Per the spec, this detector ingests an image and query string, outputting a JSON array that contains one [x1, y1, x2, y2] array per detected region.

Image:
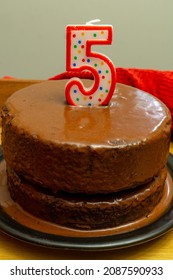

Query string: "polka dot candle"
[[65, 24, 116, 106]]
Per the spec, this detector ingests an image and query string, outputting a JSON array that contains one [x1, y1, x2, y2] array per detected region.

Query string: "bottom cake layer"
[[7, 166, 167, 230]]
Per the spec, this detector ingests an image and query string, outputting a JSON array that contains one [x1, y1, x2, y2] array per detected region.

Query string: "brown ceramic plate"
[[0, 147, 173, 251]]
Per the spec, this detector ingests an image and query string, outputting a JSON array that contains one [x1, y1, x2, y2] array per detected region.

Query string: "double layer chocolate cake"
[[1, 80, 172, 230]]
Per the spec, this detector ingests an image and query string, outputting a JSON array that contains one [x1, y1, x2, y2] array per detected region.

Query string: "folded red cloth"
[[50, 68, 173, 129]]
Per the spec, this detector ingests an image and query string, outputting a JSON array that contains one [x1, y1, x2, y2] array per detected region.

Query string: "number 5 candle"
[[65, 22, 116, 106]]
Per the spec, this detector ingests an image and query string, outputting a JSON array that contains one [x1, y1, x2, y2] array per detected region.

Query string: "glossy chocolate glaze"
[[1, 80, 171, 194]]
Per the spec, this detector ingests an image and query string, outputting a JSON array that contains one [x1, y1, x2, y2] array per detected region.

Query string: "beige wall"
[[0, 0, 173, 79]]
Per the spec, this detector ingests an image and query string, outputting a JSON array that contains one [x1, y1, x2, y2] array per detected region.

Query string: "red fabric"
[[49, 68, 173, 129]]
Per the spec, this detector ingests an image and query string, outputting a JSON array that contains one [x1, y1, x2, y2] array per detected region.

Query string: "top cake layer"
[[1, 80, 171, 194]]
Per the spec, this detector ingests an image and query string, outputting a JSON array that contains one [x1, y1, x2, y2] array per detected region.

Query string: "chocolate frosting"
[[1, 80, 171, 194], [3, 80, 171, 145]]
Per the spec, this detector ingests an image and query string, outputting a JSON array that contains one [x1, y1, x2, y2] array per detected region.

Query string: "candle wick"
[[85, 19, 101, 25]]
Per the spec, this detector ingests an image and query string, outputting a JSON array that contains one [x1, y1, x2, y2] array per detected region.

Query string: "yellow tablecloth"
[[0, 133, 173, 260]]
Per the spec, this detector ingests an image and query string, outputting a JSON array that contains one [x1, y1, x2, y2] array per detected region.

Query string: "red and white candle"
[[65, 21, 116, 106]]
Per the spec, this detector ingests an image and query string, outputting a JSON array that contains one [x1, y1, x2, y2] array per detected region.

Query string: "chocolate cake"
[[1, 80, 172, 230]]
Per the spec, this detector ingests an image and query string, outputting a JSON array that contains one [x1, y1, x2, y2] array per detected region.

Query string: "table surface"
[[0, 79, 173, 260]]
